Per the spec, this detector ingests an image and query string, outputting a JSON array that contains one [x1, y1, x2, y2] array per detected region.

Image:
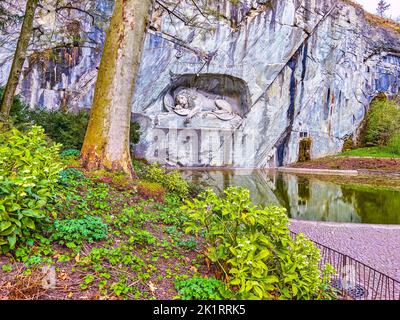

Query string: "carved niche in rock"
[[159, 74, 251, 128]]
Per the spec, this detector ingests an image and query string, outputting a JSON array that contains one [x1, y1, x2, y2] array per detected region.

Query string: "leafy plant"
[[145, 163, 189, 198], [387, 132, 400, 155], [174, 276, 227, 300], [177, 238, 198, 250], [20, 109, 90, 150], [132, 158, 148, 179], [130, 122, 141, 145], [1, 264, 13, 272], [129, 229, 156, 245], [154, 195, 188, 227], [59, 168, 85, 185], [187, 181, 207, 198], [361, 96, 400, 147], [9, 101, 141, 151], [0, 126, 64, 253], [51, 216, 108, 245], [137, 181, 166, 203], [60, 149, 80, 159], [183, 187, 336, 300], [0, 87, 31, 125]]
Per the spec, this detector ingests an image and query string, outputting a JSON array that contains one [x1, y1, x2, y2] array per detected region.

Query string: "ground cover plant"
[[0, 126, 337, 300], [0, 163, 206, 299]]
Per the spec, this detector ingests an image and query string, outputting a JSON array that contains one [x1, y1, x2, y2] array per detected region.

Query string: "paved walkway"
[[289, 220, 400, 281]]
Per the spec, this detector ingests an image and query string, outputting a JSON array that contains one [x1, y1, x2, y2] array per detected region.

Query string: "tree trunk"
[[81, 0, 152, 179], [0, 0, 38, 117]]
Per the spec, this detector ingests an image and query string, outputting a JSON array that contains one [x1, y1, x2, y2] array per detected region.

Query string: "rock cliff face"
[[0, 0, 113, 110], [1, 0, 400, 167]]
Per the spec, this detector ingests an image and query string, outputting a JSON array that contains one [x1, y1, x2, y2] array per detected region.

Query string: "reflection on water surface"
[[183, 170, 400, 225]]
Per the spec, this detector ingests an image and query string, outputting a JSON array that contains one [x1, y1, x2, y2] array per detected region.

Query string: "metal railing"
[[290, 231, 400, 300]]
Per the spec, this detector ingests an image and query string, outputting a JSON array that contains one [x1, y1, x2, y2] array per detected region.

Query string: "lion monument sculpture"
[[163, 87, 240, 123]]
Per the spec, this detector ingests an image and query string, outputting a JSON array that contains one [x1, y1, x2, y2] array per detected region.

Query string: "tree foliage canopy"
[[362, 95, 400, 147]]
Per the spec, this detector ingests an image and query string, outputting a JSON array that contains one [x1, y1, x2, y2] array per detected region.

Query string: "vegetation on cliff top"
[[342, 0, 400, 33]]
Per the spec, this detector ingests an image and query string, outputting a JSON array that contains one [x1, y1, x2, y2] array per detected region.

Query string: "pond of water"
[[182, 170, 400, 225]]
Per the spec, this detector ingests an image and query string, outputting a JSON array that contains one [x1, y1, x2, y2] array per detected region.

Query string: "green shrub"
[[183, 187, 336, 300], [145, 164, 189, 198], [26, 110, 141, 150], [174, 277, 227, 300], [387, 133, 400, 155], [0, 87, 31, 125], [60, 149, 81, 159], [177, 238, 198, 250], [137, 181, 166, 203], [187, 181, 207, 198], [26, 109, 89, 150], [342, 135, 355, 152], [51, 216, 108, 245], [132, 158, 148, 179], [298, 138, 312, 162], [362, 96, 400, 147], [130, 122, 141, 145], [129, 229, 156, 245], [59, 168, 85, 186], [1, 88, 141, 150], [0, 126, 64, 253]]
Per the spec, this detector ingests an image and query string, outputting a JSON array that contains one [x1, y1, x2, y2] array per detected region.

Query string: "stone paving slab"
[[289, 220, 400, 281]]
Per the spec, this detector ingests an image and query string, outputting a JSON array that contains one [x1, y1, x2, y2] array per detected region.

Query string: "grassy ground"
[[0, 166, 208, 300], [293, 173, 400, 192], [290, 152, 400, 172], [340, 147, 400, 158]]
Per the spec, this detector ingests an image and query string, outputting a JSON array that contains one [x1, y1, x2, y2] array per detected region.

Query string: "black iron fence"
[[290, 231, 400, 300]]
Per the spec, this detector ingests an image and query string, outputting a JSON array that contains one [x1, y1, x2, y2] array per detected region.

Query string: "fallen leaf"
[[205, 257, 212, 269], [190, 266, 198, 273], [148, 281, 157, 293], [58, 272, 69, 281], [214, 270, 222, 280]]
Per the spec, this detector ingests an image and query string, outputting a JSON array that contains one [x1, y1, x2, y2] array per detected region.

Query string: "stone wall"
[[132, 0, 400, 167]]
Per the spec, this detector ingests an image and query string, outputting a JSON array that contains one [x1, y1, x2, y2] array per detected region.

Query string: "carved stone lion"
[[163, 87, 240, 123]]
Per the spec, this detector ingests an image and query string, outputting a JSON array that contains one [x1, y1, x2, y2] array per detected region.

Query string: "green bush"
[[387, 133, 400, 155], [137, 181, 166, 203], [25, 110, 141, 151], [362, 96, 400, 147], [26, 109, 90, 150], [51, 216, 108, 245], [174, 277, 227, 300], [60, 149, 81, 159], [145, 163, 189, 198], [0, 126, 64, 253], [1, 86, 87, 149], [0, 87, 31, 126], [132, 158, 148, 179], [59, 168, 85, 186], [1, 87, 141, 150], [177, 238, 198, 250], [183, 187, 336, 300], [187, 181, 207, 198]]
